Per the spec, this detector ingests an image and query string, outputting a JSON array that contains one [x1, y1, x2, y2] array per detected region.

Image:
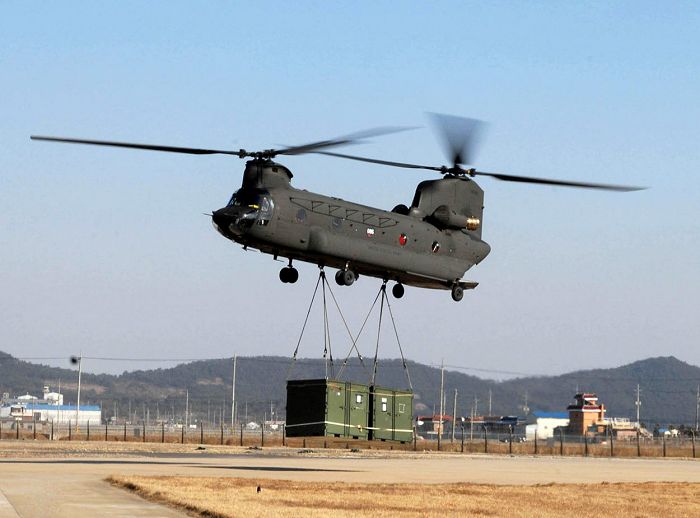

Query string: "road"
[[0, 445, 698, 517]]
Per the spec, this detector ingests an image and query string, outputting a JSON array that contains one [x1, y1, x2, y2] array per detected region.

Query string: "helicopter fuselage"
[[212, 159, 491, 297], [32, 117, 641, 302]]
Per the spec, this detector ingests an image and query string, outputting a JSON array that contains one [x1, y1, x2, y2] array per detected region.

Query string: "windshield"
[[227, 190, 274, 225]]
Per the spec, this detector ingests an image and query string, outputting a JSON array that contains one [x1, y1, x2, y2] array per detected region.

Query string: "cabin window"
[[257, 196, 274, 225], [356, 394, 363, 404], [398, 403, 406, 414], [381, 397, 388, 412]]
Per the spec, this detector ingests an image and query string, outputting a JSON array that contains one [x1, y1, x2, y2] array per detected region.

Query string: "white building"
[[526, 411, 570, 440], [0, 386, 101, 425]]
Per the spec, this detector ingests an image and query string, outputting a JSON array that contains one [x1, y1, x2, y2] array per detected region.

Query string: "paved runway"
[[0, 449, 698, 517]]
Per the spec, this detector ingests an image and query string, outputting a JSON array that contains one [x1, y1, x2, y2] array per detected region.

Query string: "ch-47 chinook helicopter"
[[31, 114, 643, 302]]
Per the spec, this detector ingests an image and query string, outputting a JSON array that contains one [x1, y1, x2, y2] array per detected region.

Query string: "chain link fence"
[[0, 420, 697, 459]]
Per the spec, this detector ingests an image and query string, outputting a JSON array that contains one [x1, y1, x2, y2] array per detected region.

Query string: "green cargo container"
[[285, 379, 369, 439], [369, 385, 414, 443]]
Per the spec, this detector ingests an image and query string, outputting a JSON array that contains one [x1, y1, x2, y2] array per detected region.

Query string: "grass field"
[[108, 476, 700, 517]]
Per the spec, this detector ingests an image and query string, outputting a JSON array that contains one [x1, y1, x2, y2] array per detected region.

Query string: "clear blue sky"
[[2, 2, 699, 377]]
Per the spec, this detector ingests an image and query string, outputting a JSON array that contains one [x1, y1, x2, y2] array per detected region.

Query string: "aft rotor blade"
[[473, 170, 646, 191], [278, 126, 417, 156], [428, 113, 485, 167], [313, 150, 444, 172], [30, 136, 245, 156]]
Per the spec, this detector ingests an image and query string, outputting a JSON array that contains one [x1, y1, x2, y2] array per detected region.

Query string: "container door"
[[393, 392, 414, 442], [326, 382, 346, 437], [374, 391, 393, 441], [348, 384, 368, 439]]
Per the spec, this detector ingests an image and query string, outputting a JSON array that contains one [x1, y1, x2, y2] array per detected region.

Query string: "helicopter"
[[31, 114, 643, 302]]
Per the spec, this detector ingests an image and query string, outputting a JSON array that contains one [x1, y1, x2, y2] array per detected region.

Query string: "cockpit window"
[[227, 190, 274, 225]]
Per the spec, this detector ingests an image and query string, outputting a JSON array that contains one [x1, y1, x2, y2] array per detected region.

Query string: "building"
[[0, 386, 101, 425], [526, 411, 570, 440], [415, 414, 453, 438], [463, 415, 525, 435], [564, 393, 606, 436], [604, 417, 647, 439]]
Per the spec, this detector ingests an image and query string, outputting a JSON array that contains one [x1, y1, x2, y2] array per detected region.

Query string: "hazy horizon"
[[2, 350, 696, 383]]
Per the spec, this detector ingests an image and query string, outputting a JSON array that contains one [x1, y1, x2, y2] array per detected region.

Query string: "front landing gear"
[[451, 284, 464, 302]]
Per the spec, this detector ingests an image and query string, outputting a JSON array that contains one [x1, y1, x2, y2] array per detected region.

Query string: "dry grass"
[[108, 475, 700, 518]]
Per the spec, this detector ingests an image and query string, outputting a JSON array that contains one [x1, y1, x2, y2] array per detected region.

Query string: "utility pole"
[[185, 389, 189, 428], [473, 394, 479, 417], [451, 389, 458, 443], [469, 405, 474, 441], [635, 384, 642, 425], [58, 378, 62, 424], [488, 389, 492, 416], [231, 355, 237, 428], [74, 353, 82, 432], [438, 361, 445, 438], [695, 384, 699, 432]]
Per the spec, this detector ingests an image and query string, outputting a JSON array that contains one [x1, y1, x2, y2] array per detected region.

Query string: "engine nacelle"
[[431, 205, 480, 231]]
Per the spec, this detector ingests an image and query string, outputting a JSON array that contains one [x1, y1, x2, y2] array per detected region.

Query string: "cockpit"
[[226, 189, 274, 226]]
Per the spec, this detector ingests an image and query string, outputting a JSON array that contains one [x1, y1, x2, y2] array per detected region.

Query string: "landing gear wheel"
[[279, 267, 299, 284], [342, 270, 356, 286], [451, 285, 464, 302], [335, 269, 357, 286], [392, 283, 405, 299]]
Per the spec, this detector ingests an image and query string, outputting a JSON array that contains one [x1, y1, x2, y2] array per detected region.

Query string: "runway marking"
[[0, 487, 21, 518]]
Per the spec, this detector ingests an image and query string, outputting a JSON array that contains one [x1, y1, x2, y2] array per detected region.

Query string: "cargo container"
[[285, 379, 369, 439], [369, 385, 414, 443]]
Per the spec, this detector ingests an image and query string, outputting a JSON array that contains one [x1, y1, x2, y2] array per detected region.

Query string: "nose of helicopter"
[[211, 208, 237, 239]]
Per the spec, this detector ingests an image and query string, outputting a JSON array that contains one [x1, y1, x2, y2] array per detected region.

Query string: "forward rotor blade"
[[428, 113, 485, 166], [30, 136, 245, 156], [473, 171, 646, 191], [278, 126, 417, 156], [313, 150, 443, 172]]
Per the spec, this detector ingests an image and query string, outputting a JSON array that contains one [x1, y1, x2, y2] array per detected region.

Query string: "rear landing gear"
[[392, 283, 405, 299], [334, 269, 356, 286], [279, 264, 299, 284], [451, 284, 464, 302]]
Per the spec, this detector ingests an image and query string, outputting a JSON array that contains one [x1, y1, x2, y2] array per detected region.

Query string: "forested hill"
[[1, 351, 698, 426]]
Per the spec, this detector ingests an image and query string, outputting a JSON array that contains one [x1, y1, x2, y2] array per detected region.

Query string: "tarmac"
[[0, 445, 698, 517]]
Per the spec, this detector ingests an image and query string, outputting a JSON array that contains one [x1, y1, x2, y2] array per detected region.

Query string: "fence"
[[412, 428, 699, 459], [0, 420, 284, 446], [0, 420, 697, 459]]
